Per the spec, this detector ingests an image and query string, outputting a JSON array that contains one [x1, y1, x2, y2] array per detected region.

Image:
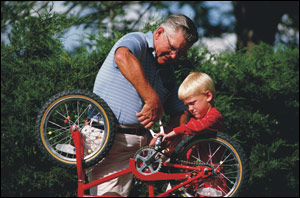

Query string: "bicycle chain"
[[176, 159, 214, 169], [133, 146, 213, 175]]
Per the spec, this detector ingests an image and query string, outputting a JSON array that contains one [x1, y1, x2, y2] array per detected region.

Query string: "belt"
[[116, 126, 147, 136], [91, 120, 147, 136]]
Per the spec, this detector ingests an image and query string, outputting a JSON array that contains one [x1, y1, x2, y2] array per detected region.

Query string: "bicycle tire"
[[170, 132, 248, 197], [35, 89, 116, 168]]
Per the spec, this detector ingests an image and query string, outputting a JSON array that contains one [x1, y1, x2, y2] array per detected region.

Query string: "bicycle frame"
[[71, 126, 213, 197]]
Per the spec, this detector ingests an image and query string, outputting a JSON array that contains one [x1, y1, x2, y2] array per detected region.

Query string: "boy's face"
[[183, 91, 213, 119]]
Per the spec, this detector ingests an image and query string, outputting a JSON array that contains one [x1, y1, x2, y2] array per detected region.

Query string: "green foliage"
[[1, 11, 117, 197], [1, 8, 299, 198]]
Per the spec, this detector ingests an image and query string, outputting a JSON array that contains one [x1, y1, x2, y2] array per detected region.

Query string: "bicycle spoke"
[[55, 109, 74, 125], [47, 124, 69, 132], [65, 103, 69, 119], [74, 104, 89, 125], [207, 143, 212, 164], [48, 130, 67, 140], [197, 146, 201, 162], [215, 153, 235, 170], [222, 170, 239, 175], [76, 101, 87, 125], [217, 164, 238, 167], [76, 101, 80, 126], [189, 146, 206, 163], [218, 171, 236, 186], [217, 185, 227, 194], [220, 152, 232, 165], [48, 120, 66, 129], [210, 145, 222, 161], [50, 113, 67, 124], [50, 135, 71, 146]]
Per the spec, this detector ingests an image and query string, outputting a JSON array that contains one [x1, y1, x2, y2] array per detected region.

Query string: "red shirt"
[[173, 107, 224, 136]]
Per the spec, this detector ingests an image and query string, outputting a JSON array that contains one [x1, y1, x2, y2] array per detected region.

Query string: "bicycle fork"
[[70, 125, 85, 197]]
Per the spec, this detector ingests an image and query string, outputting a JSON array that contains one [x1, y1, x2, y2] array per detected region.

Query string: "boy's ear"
[[205, 90, 213, 102]]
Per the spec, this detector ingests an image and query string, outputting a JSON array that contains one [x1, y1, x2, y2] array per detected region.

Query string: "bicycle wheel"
[[36, 89, 116, 168], [170, 132, 248, 197]]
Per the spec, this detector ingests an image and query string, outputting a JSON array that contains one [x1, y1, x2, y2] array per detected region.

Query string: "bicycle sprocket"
[[133, 146, 163, 175]]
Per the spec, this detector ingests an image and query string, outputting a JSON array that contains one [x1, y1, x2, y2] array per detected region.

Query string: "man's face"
[[154, 27, 191, 65]]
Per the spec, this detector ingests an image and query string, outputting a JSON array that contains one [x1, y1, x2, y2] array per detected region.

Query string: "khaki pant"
[[86, 132, 150, 197]]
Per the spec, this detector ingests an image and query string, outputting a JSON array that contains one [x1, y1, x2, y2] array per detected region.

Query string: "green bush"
[[1, 10, 299, 197], [1, 11, 124, 197]]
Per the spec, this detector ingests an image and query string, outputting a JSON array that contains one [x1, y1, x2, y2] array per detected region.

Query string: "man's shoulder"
[[116, 31, 153, 58], [121, 32, 148, 43]]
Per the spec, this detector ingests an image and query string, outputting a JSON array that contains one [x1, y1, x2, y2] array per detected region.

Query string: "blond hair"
[[178, 72, 216, 100]]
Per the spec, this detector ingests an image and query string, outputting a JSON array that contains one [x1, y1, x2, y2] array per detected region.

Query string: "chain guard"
[[133, 146, 163, 175]]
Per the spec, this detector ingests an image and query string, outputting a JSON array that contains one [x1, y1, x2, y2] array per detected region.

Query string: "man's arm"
[[114, 47, 164, 128]]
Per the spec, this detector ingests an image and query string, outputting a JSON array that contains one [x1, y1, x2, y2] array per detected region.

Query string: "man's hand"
[[136, 96, 164, 128]]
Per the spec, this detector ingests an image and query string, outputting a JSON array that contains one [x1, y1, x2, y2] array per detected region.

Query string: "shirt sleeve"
[[113, 33, 146, 63], [173, 108, 224, 136]]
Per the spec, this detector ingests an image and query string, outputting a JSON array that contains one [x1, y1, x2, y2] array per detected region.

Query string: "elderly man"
[[87, 14, 198, 196]]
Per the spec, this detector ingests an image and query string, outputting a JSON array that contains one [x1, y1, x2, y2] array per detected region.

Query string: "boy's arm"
[[160, 110, 188, 142], [149, 110, 188, 145], [173, 108, 224, 136]]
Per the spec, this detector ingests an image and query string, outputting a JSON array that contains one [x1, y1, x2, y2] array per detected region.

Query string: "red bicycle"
[[36, 90, 248, 197]]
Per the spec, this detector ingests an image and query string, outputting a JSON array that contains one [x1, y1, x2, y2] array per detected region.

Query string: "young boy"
[[153, 72, 226, 196], [155, 72, 224, 148]]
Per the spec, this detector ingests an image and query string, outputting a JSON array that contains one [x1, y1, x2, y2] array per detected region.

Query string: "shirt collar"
[[145, 31, 156, 57]]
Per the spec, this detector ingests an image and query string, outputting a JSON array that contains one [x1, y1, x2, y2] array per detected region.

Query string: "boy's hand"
[[161, 131, 176, 142], [155, 131, 177, 142], [149, 132, 165, 146], [149, 131, 177, 146]]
